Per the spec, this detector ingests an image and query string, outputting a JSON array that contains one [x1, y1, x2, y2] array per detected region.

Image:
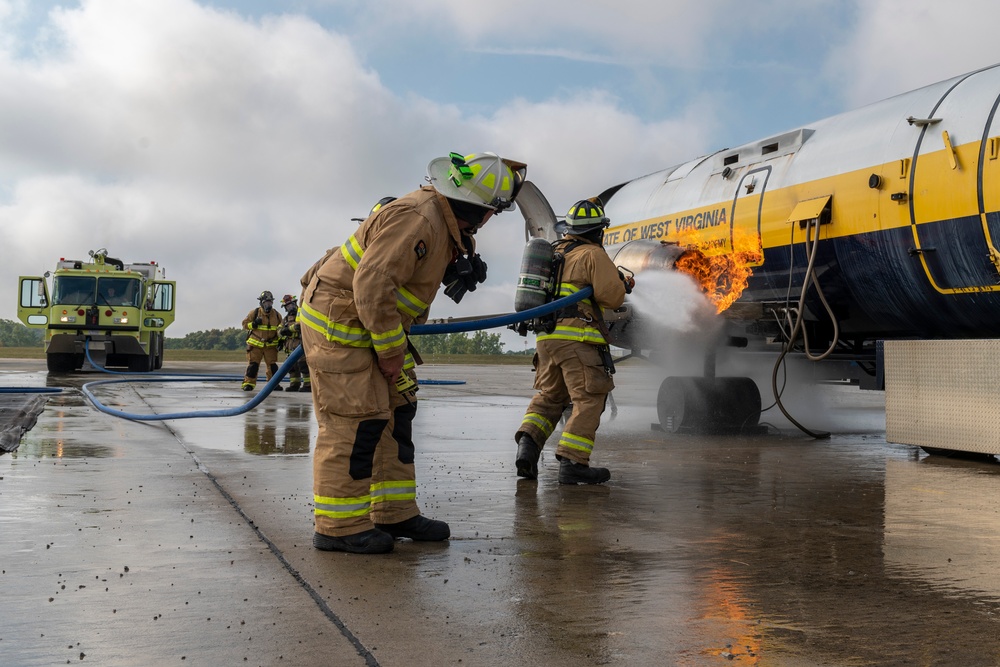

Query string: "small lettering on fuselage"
[[605, 206, 728, 245]]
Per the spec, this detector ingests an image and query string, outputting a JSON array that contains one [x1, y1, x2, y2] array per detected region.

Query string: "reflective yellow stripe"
[[370, 480, 416, 504], [559, 431, 594, 454], [371, 324, 406, 353], [521, 413, 555, 438], [323, 233, 420, 348], [403, 352, 415, 370], [314, 493, 371, 518], [556, 283, 593, 308], [396, 286, 428, 318], [537, 325, 606, 344], [300, 302, 372, 347], [341, 235, 363, 270], [338, 235, 428, 320]]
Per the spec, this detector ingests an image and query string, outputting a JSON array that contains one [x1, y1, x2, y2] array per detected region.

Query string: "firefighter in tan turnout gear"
[[301, 152, 526, 554], [278, 294, 310, 392], [242, 290, 284, 392], [514, 200, 634, 484]]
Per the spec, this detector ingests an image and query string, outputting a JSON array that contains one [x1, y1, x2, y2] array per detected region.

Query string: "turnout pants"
[[286, 340, 311, 387], [244, 344, 279, 386], [305, 329, 420, 537], [515, 338, 614, 465]]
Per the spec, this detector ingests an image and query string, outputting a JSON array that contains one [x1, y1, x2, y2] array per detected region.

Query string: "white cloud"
[[828, 0, 1000, 107], [361, 0, 835, 68], [5, 0, 996, 353], [0, 0, 715, 343]]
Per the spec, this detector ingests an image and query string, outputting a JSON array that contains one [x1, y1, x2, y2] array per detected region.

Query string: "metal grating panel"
[[885, 339, 1000, 454]]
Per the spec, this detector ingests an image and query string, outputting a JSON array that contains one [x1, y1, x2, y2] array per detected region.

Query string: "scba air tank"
[[515, 238, 555, 312]]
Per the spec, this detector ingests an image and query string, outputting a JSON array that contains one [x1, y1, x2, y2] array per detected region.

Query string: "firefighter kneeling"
[[514, 200, 634, 484], [242, 290, 284, 392]]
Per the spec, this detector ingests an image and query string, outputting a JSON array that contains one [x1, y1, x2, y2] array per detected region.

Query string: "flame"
[[673, 230, 762, 313]]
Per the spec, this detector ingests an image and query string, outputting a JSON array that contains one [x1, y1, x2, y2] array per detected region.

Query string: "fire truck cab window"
[[99, 278, 140, 307], [53, 276, 96, 305]]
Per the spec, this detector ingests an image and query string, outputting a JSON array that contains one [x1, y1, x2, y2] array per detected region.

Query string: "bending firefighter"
[[278, 294, 310, 392], [241, 290, 284, 392], [514, 200, 634, 484], [300, 151, 526, 554]]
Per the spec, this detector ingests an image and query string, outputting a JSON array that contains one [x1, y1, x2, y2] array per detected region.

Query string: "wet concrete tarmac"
[[2, 359, 999, 666]]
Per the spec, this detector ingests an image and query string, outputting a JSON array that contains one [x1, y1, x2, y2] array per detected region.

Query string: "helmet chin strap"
[[448, 197, 493, 231]]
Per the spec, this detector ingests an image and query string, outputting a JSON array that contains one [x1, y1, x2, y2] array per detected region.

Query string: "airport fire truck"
[[17, 248, 176, 373]]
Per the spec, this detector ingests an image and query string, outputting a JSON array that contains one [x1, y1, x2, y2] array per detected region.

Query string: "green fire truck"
[[17, 248, 176, 373]]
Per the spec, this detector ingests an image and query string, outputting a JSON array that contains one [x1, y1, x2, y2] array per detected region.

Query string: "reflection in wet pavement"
[[15, 389, 125, 459], [242, 402, 313, 455], [3, 361, 1000, 665]]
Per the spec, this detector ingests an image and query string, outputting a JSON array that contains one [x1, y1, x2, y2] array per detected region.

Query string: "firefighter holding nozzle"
[[242, 290, 284, 392], [300, 151, 526, 554], [514, 200, 635, 484]]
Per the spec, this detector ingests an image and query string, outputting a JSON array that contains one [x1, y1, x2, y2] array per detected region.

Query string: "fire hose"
[[78, 287, 594, 421]]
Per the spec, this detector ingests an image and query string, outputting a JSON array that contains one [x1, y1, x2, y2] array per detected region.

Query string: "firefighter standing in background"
[[300, 151, 526, 554], [241, 290, 284, 392], [278, 294, 310, 392], [514, 200, 634, 484]]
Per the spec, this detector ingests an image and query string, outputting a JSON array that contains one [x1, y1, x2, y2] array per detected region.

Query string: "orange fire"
[[673, 230, 762, 313]]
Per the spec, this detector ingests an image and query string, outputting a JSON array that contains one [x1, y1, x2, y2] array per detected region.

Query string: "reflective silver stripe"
[[340, 235, 363, 270], [537, 325, 606, 344], [300, 303, 372, 347], [557, 283, 593, 308], [314, 495, 371, 518], [559, 431, 594, 454], [371, 324, 405, 353], [370, 480, 416, 503], [521, 412, 554, 438], [396, 287, 428, 318]]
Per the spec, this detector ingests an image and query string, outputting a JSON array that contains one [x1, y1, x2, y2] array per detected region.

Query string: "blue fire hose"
[[79, 287, 593, 421]]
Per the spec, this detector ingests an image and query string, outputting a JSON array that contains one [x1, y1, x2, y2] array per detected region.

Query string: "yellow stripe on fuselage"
[[605, 139, 1000, 294]]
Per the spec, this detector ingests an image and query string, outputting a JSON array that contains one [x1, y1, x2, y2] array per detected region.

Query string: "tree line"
[[165, 328, 511, 354], [0, 319, 522, 355], [0, 319, 43, 346]]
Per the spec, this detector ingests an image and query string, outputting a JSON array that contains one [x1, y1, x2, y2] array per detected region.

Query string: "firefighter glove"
[[618, 270, 635, 294], [443, 254, 488, 304], [253, 316, 263, 327]]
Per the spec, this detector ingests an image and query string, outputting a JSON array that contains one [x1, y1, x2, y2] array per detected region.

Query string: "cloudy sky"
[[2, 0, 999, 348]]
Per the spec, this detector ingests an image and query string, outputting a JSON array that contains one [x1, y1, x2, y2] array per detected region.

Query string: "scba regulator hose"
[[81, 287, 594, 421]]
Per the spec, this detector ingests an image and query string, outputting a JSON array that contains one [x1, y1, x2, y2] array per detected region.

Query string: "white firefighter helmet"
[[426, 152, 523, 212]]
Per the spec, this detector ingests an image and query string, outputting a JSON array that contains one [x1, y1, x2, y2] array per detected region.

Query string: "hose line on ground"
[[80, 287, 595, 421]]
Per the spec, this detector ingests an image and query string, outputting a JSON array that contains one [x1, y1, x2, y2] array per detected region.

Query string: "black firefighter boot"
[[515, 435, 541, 480], [558, 458, 611, 485], [269, 364, 283, 390], [375, 515, 450, 541], [313, 528, 394, 554]]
